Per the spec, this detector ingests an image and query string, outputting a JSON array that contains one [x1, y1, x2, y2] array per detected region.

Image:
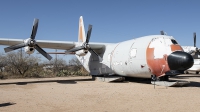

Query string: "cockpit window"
[[171, 39, 178, 44]]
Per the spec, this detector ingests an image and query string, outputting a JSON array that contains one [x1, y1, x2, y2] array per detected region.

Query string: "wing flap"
[[36, 40, 75, 50]]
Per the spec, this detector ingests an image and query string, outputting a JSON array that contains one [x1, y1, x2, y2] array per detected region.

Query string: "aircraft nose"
[[167, 51, 194, 71]]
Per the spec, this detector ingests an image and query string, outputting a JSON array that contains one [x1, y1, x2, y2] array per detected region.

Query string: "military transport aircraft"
[[0, 16, 194, 85]]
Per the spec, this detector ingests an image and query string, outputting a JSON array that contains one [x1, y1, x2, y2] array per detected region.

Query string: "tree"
[[68, 58, 82, 70], [43, 57, 67, 74], [5, 51, 40, 77], [0, 53, 7, 72]]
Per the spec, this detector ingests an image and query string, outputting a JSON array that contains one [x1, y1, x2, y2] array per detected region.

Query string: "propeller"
[[188, 32, 199, 56], [194, 32, 196, 47], [193, 32, 199, 55], [67, 25, 102, 61], [4, 19, 52, 60]]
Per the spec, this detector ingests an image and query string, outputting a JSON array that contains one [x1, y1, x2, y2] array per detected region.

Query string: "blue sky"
[[0, 0, 200, 61]]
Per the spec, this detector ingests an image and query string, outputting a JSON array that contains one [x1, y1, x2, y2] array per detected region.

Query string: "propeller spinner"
[[4, 19, 52, 60]]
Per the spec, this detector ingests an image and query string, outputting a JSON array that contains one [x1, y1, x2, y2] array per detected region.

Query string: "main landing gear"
[[151, 75, 169, 81]]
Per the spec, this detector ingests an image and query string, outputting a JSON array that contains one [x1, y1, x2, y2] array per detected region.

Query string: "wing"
[[37, 40, 75, 50], [0, 38, 76, 50], [0, 38, 108, 50]]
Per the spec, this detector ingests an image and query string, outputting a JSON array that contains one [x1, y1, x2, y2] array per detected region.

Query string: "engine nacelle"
[[24, 46, 35, 54], [75, 49, 88, 56]]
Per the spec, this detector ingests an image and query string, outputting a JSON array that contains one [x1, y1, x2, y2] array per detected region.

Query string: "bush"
[[0, 51, 89, 79]]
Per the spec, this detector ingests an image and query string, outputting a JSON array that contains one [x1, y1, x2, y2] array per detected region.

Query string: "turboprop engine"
[[75, 49, 88, 56], [4, 18, 52, 60], [24, 46, 35, 54], [66, 24, 102, 61]]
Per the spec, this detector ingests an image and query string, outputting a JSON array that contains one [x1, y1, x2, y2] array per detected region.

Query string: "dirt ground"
[[0, 74, 200, 112]]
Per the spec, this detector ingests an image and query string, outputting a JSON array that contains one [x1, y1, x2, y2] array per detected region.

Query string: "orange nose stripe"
[[146, 44, 170, 77], [171, 45, 183, 52]]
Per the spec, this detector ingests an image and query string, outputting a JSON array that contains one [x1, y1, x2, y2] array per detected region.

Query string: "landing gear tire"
[[151, 75, 169, 81], [184, 71, 189, 74], [196, 71, 199, 74], [158, 75, 169, 81], [92, 76, 96, 80]]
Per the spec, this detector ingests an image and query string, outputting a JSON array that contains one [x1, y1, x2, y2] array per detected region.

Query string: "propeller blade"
[[35, 44, 52, 60], [194, 32, 196, 47], [89, 49, 102, 61], [4, 43, 26, 53], [86, 25, 92, 43], [160, 31, 165, 35], [67, 46, 85, 52], [188, 50, 195, 55], [30, 18, 39, 40]]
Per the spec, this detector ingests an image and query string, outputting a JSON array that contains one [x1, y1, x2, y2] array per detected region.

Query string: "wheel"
[[91, 76, 96, 80], [196, 71, 199, 74], [184, 71, 189, 74], [157, 75, 169, 81]]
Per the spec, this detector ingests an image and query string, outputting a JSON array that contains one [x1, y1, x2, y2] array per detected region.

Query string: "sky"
[[0, 0, 200, 61]]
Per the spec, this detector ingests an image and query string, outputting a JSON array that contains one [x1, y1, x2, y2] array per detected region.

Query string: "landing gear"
[[184, 71, 189, 74], [196, 71, 199, 74], [151, 75, 169, 81], [91, 75, 96, 80], [158, 75, 169, 81]]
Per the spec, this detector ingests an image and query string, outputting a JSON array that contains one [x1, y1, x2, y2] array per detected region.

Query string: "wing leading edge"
[[0, 38, 107, 50]]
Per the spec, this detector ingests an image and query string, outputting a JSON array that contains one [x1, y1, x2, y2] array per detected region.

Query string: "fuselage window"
[[107, 53, 111, 62], [171, 39, 178, 44], [130, 48, 137, 58]]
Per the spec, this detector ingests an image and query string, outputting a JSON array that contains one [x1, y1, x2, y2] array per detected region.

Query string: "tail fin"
[[78, 16, 86, 42]]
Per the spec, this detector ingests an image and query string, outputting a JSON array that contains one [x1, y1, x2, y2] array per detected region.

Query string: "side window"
[[171, 39, 178, 44], [130, 48, 137, 58]]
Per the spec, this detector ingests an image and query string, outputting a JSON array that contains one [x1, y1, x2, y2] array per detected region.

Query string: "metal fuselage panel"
[[110, 37, 153, 78], [187, 59, 200, 71], [75, 35, 182, 78]]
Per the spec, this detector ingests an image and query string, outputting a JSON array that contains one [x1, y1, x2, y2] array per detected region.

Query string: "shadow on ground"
[[0, 77, 94, 85], [171, 74, 200, 79], [0, 102, 16, 107], [170, 74, 200, 87], [124, 77, 151, 84], [187, 81, 200, 87]]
